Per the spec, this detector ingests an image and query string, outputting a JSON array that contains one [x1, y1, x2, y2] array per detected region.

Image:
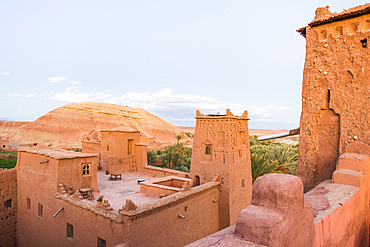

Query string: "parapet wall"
[[55, 179, 219, 247], [141, 164, 189, 178], [0, 168, 17, 246], [122, 180, 220, 247]]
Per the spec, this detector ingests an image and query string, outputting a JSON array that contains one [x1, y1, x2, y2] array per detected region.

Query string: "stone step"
[[332, 169, 364, 187], [337, 153, 369, 172]]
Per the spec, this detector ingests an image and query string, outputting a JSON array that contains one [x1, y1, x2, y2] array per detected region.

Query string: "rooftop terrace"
[[94, 171, 158, 210]]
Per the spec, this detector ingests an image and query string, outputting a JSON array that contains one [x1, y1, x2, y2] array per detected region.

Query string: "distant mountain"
[[0, 117, 14, 121], [11, 102, 185, 145]]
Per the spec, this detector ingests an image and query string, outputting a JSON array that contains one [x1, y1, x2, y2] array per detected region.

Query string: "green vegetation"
[[176, 135, 183, 143], [0, 151, 18, 169], [160, 143, 192, 173], [250, 136, 298, 183], [185, 132, 194, 138], [147, 150, 158, 165]]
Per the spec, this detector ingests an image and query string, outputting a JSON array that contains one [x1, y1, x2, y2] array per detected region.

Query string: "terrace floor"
[[94, 170, 158, 210]]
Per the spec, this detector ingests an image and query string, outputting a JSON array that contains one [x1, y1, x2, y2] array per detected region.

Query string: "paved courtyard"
[[94, 171, 158, 210]]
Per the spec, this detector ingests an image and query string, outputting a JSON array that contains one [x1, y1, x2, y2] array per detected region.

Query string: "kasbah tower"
[[190, 109, 252, 229]]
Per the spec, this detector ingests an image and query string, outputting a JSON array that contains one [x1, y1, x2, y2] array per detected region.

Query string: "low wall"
[[141, 164, 189, 178], [122, 180, 220, 247], [140, 176, 192, 197], [0, 168, 17, 246]]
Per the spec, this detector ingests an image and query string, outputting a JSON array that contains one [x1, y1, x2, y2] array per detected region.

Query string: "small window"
[[4, 199, 12, 208], [97, 237, 106, 247], [82, 163, 90, 175], [239, 150, 242, 157], [2, 145, 5, 148], [361, 39, 367, 48], [242, 179, 245, 188], [106, 145, 109, 151], [38, 203, 43, 217], [127, 139, 134, 155], [67, 223, 73, 239], [205, 145, 211, 155], [27, 198, 31, 210]]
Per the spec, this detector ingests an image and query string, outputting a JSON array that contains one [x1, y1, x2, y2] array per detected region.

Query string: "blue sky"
[[0, 1, 367, 129]]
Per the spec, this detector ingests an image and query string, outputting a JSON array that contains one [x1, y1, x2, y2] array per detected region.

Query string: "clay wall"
[[0, 168, 17, 247], [190, 110, 252, 229], [81, 140, 101, 154], [297, 9, 370, 190], [0, 138, 9, 150], [58, 157, 98, 192], [139, 136, 155, 145], [16, 150, 99, 246], [123, 182, 220, 247], [100, 131, 142, 173], [141, 164, 189, 178]]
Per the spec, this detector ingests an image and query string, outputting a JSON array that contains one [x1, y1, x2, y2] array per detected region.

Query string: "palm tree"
[[267, 146, 298, 175], [251, 153, 279, 182], [176, 135, 183, 143]]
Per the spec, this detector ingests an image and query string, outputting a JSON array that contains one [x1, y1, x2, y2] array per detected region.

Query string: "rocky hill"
[[10, 102, 185, 145], [0, 121, 31, 137]]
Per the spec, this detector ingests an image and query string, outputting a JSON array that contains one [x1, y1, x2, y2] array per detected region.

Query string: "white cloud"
[[46, 87, 295, 126], [25, 93, 37, 98], [2, 72, 10, 76], [48, 76, 67, 83], [7, 92, 48, 98], [68, 80, 83, 85], [49, 86, 113, 103]]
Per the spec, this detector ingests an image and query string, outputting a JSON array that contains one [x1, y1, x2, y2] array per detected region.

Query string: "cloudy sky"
[[0, 1, 366, 129]]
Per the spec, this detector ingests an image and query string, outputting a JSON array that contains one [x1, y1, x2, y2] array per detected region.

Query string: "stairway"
[[332, 153, 369, 187]]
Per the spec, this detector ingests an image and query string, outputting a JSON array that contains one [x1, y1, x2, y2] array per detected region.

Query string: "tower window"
[[205, 145, 211, 155], [67, 223, 73, 239], [27, 197, 31, 210], [4, 199, 12, 208], [38, 203, 43, 217], [106, 145, 109, 151], [242, 179, 245, 188], [361, 39, 367, 48], [82, 163, 90, 175]]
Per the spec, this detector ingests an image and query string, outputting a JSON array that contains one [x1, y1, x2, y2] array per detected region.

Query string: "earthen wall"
[[0, 168, 17, 247], [297, 11, 370, 190], [190, 110, 252, 229], [124, 183, 220, 247]]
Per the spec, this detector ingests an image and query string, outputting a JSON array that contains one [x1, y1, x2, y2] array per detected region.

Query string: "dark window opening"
[[27, 198, 31, 210], [4, 199, 12, 208], [193, 175, 200, 187], [361, 39, 367, 48], [205, 145, 211, 155], [106, 145, 109, 151], [82, 163, 90, 175], [38, 203, 43, 217], [242, 179, 245, 188], [2, 145, 5, 148], [67, 223, 73, 239], [97, 237, 106, 247]]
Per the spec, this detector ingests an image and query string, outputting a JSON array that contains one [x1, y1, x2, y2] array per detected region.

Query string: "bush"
[[147, 150, 158, 165], [250, 137, 298, 182], [160, 143, 192, 172]]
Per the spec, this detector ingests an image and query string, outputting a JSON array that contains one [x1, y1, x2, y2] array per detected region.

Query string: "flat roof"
[[95, 171, 158, 210], [297, 3, 370, 37], [19, 147, 99, 160]]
